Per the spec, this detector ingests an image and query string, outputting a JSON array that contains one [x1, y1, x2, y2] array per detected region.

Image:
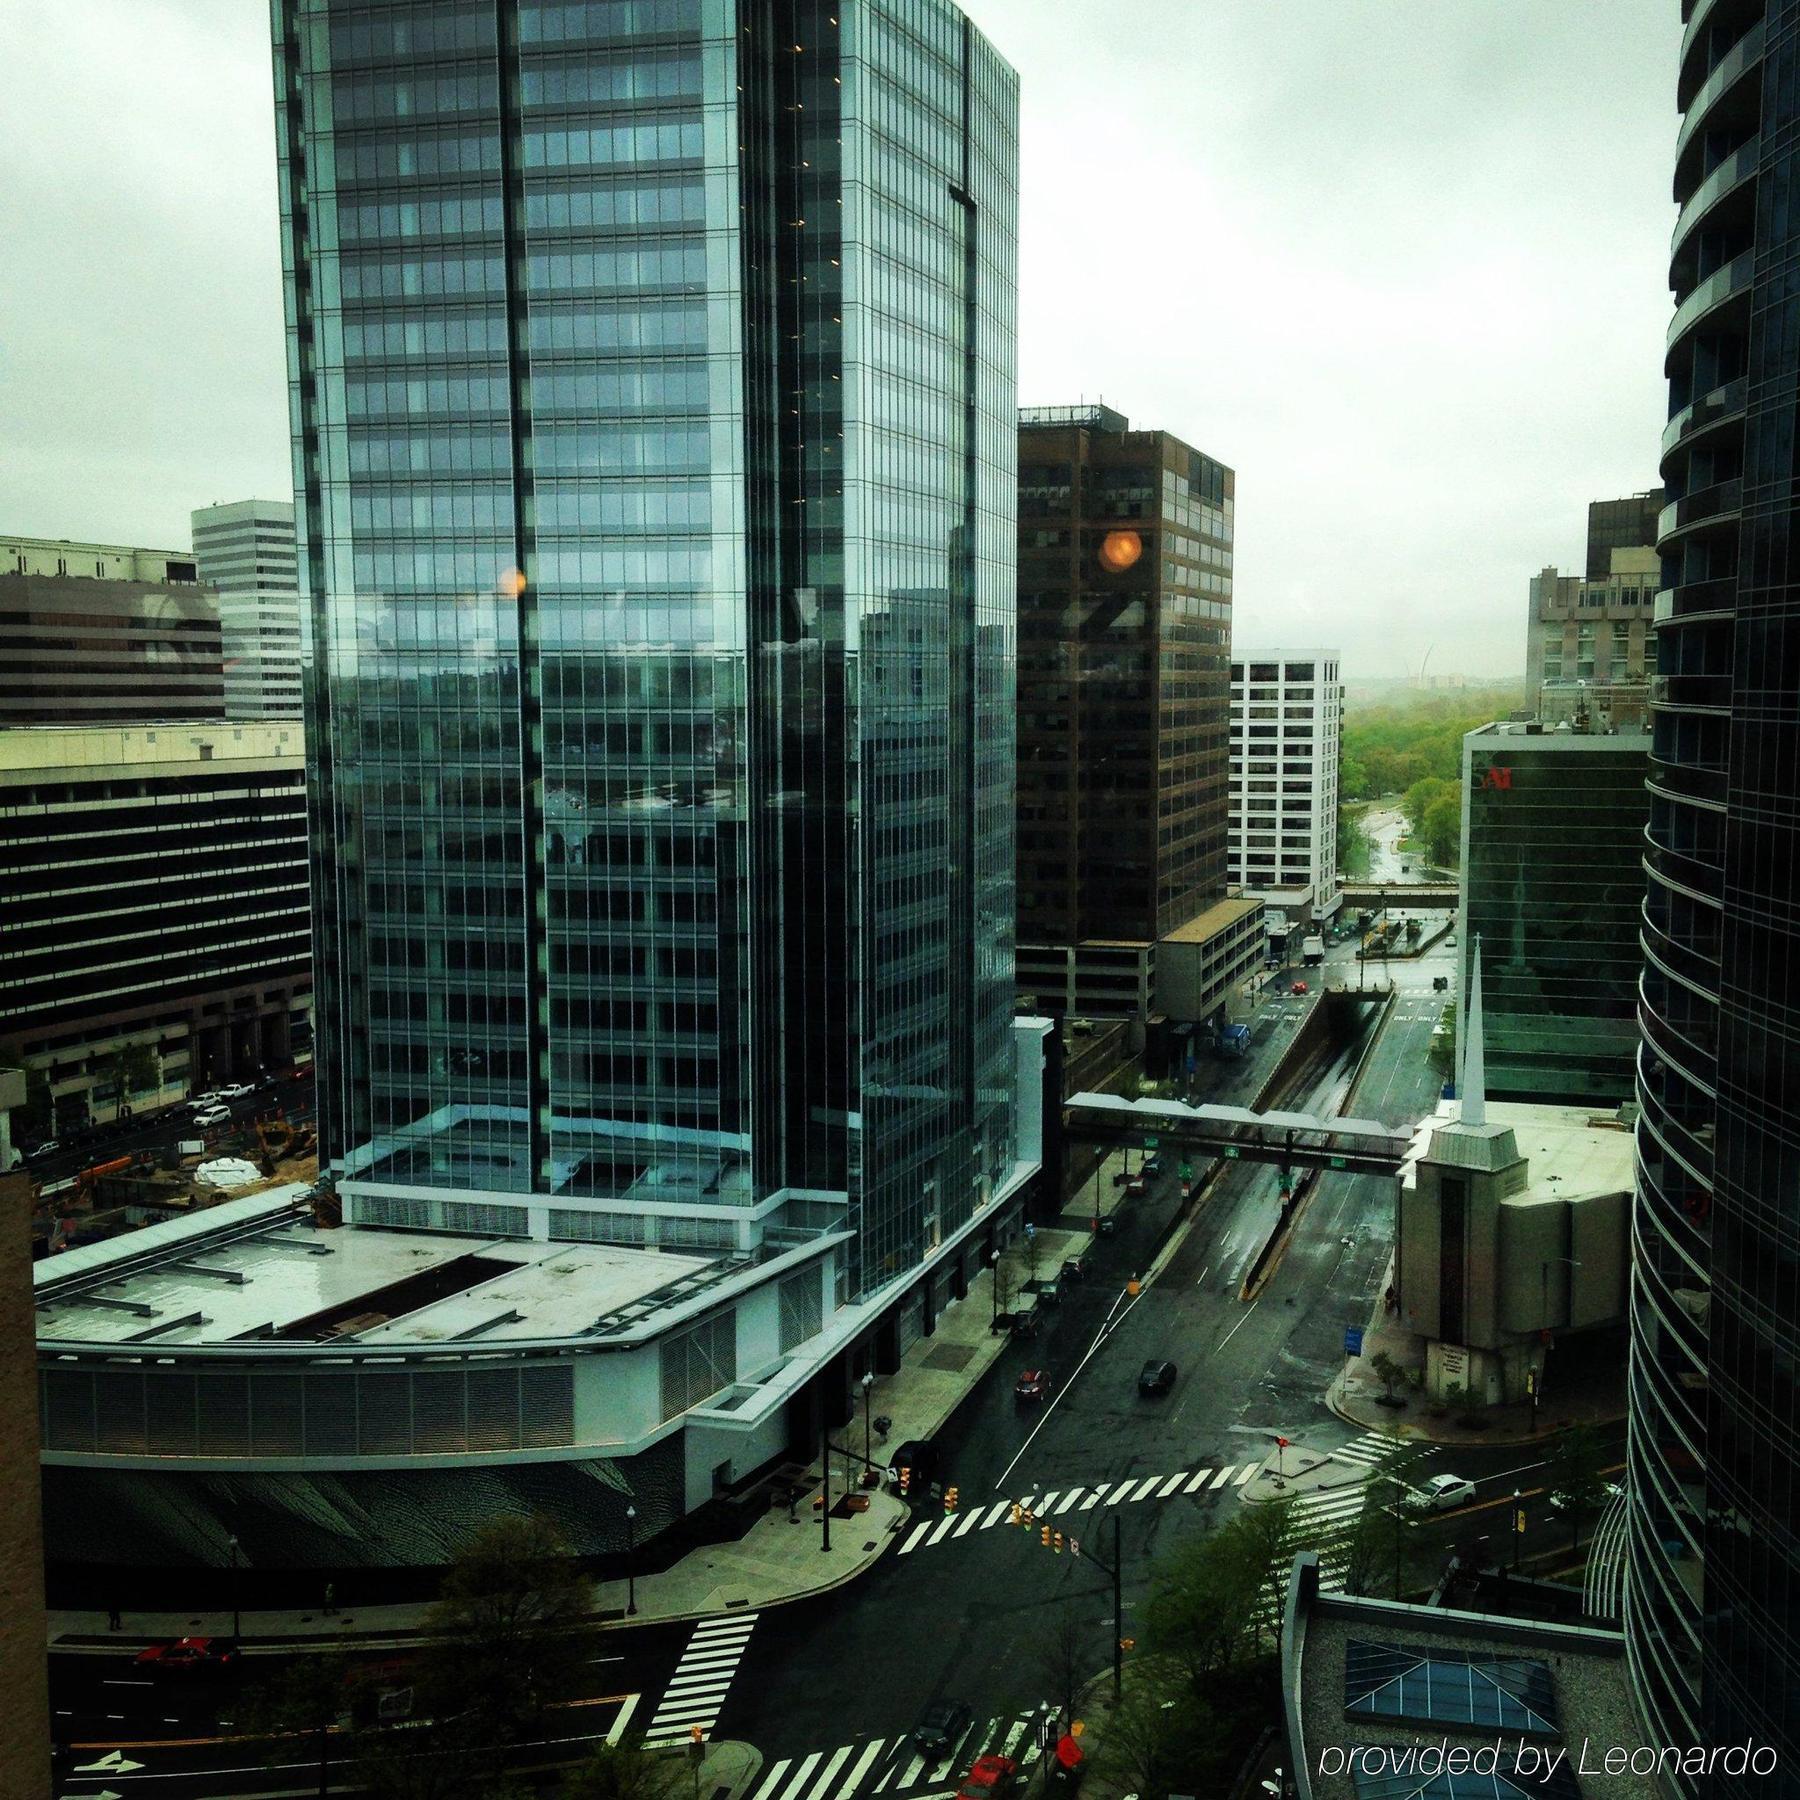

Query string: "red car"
[[1290, 980, 1309, 995], [957, 1753, 1020, 1800], [135, 1636, 237, 1675], [1014, 1368, 1053, 1403]]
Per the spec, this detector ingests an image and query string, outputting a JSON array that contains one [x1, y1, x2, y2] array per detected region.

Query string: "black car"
[[1137, 1359, 1178, 1397], [913, 1699, 973, 1759]]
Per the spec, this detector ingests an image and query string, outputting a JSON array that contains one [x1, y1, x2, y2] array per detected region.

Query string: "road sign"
[[1179, 1159, 1193, 1180], [75, 1753, 144, 1774], [1224, 1146, 1240, 1159], [1344, 1325, 1365, 1357], [1329, 1156, 1347, 1171], [1144, 1136, 1159, 1149]]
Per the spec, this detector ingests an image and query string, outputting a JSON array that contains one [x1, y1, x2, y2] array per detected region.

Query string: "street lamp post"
[[989, 1249, 1002, 1328], [820, 1412, 831, 1554], [1512, 1491, 1521, 1573], [625, 1504, 638, 1615], [861, 1371, 874, 1470], [227, 1534, 241, 1644]]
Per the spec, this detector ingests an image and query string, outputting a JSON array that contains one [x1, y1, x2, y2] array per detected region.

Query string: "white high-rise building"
[[191, 499, 302, 718], [1228, 649, 1344, 925]]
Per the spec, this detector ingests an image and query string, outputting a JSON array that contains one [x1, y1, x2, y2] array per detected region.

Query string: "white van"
[[191, 1104, 232, 1129]]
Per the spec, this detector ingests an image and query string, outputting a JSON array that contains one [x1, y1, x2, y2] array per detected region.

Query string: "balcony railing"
[[1667, 249, 1755, 350], [1651, 669, 1734, 711], [1662, 375, 1749, 458], [1675, 18, 1766, 172]]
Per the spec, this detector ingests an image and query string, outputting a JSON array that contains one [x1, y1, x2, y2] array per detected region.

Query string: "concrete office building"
[[0, 724, 313, 1142], [1457, 719, 1650, 1105], [1630, 1, 1800, 1786], [1228, 649, 1344, 927], [1014, 405, 1259, 1025], [1525, 545, 1659, 732], [192, 499, 303, 718], [0, 534, 223, 725], [98, 0, 1054, 1584]]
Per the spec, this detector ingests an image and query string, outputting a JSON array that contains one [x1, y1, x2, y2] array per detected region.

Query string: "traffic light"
[[1022, 1507, 1035, 1528], [1009, 1502, 1023, 1526], [1040, 1524, 1051, 1548], [899, 1465, 911, 1494], [944, 1485, 959, 1515], [1069, 1537, 1080, 1559], [1053, 1531, 1064, 1555]]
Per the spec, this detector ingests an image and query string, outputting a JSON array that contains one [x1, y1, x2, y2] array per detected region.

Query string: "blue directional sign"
[[1344, 1325, 1365, 1357]]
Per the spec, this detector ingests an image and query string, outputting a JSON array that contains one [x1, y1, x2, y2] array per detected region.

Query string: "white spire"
[[1461, 937, 1487, 1127]]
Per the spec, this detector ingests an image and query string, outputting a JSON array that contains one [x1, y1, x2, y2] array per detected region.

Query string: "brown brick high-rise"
[[1015, 405, 1234, 945]]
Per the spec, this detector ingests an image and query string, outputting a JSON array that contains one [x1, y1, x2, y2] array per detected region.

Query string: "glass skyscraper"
[[273, 0, 1020, 1299], [1633, 0, 1800, 1786]]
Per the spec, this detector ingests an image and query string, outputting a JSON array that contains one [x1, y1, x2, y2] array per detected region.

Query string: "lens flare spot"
[[1097, 530, 1142, 573]]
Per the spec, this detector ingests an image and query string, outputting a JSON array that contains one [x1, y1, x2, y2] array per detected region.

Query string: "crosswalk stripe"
[[1235, 1463, 1260, 1485], [979, 1500, 1011, 1529], [899, 1521, 932, 1555], [1209, 1465, 1236, 1489], [1054, 1489, 1083, 1515], [779, 1752, 823, 1800], [1080, 1485, 1106, 1508], [696, 1611, 760, 1631], [953, 1510, 981, 1538], [887, 1751, 928, 1791], [1129, 1475, 1160, 1501], [1182, 1469, 1213, 1493], [926, 1516, 958, 1547], [999, 1717, 1031, 1756], [666, 1671, 734, 1694], [1103, 1481, 1132, 1505], [837, 1740, 887, 1799], [1037, 1491, 1061, 1512], [752, 1759, 792, 1800], [670, 1650, 746, 1673], [806, 1745, 856, 1800], [1157, 1473, 1188, 1498]]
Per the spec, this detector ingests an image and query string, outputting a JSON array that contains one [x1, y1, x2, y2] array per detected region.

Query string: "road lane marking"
[[1216, 1298, 1262, 1351], [806, 1744, 856, 1800], [837, 1739, 888, 1798], [778, 1751, 824, 1800], [606, 1693, 640, 1747]]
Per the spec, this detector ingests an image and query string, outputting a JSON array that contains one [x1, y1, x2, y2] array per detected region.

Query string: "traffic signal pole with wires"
[[1008, 1500, 1125, 1702]]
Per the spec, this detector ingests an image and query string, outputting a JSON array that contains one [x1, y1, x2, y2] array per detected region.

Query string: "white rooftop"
[[35, 1195, 713, 1348]]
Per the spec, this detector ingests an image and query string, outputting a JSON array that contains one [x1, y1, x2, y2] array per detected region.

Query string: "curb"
[[1324, 1367, 1627, 1448]]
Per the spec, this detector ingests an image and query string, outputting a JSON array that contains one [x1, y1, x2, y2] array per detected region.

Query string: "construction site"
[[28, 1106, 322, 1257]]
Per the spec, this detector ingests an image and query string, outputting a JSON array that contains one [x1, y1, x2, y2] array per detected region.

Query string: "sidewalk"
[[48, 1250, 1057, 1655], [1325, 1255, 1627, 1447]]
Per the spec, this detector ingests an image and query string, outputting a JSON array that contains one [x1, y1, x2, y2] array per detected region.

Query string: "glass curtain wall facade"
[[273, 0, 1018, 1297], [1633, 0, 1800, 1786], [1459, 727, 1649, 1105]]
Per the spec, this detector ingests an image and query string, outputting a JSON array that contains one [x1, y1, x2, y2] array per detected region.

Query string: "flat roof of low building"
[[1161, 894, 1263, 944], [1404, 1099, 1635, 1201], [0, 722, 305, 774], [34, 1190, 719, 1348], [1285, 1556, 1655, 1800]]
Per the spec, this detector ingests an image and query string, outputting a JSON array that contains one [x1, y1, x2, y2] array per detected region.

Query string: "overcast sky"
[[0, 1, 1676, 677]]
